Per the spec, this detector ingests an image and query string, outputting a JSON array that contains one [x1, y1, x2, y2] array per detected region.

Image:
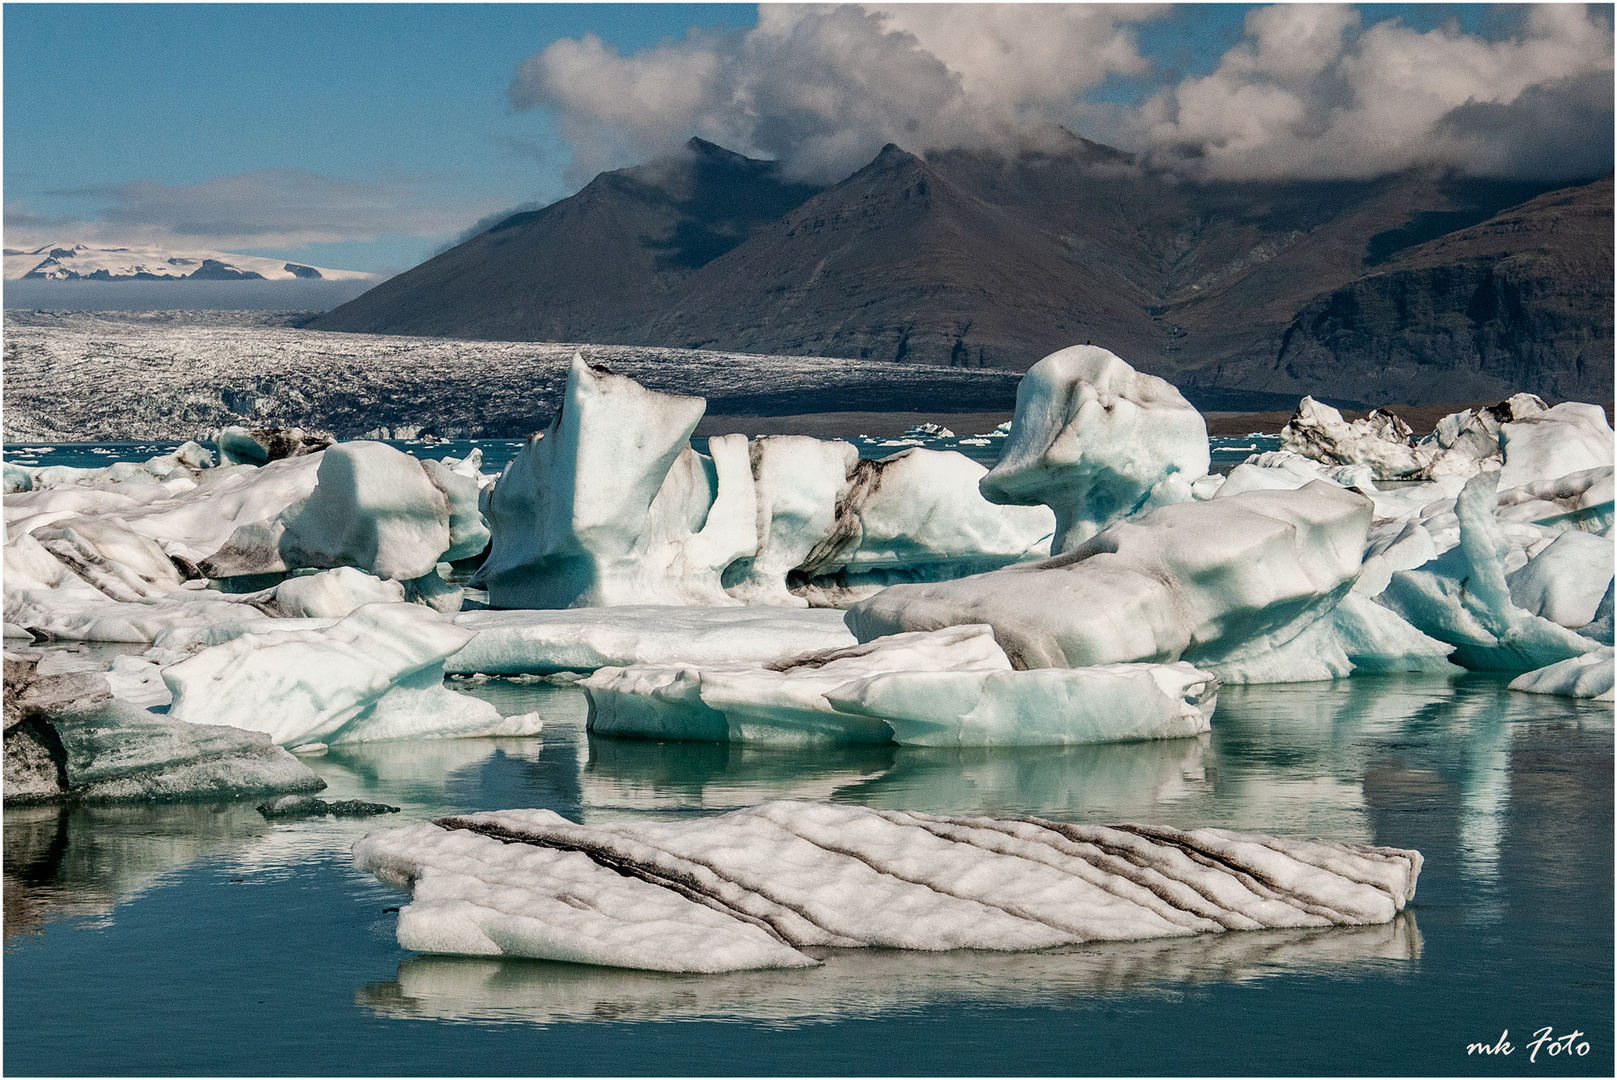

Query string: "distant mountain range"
[[3, 243, 374, 283], [309, 134, 1613, 407]]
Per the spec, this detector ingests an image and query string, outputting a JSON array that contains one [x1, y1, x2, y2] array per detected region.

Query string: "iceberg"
[[583, 625, 1218, 746], [846, 482, 1373, 681], [204, 441, 482, 581], [162, 602, 539, 745], [1504, 529, 1614, 630], [720, 435, 854, 607], [473, 357, 1051, 610], [1279, 398, 1436, 480], [4, 652, 324, 802], [445, 605, 856, 675], [1497, 402, 1614, 489], [1379, 472, 1605, 671], [473, 357, 739, 608], [1508, 647, 1615, 701], [352, 801, 1424, 973], [979, 345, 1209, 553]]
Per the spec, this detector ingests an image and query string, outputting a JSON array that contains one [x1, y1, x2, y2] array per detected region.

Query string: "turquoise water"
[[4, 672, 1610, 1075], [3, 433, 1282, 473]]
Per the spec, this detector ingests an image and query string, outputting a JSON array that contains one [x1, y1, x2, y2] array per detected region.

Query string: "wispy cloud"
[[8, 169, 501, 253], [512, 2, 1613, 184]]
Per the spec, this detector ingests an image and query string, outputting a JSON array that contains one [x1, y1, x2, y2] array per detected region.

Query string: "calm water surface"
[[3, 672, 1610, 1075]]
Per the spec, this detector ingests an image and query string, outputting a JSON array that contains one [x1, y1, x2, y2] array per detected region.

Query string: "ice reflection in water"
[[357, 914, 1422, 1027]]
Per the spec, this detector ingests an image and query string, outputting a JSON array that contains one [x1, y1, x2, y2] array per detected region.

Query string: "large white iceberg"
[[474, 358, 728, 608], [583, 625, 1218, 746], [445, 605, 856, 675], [203, 441, 483, 581], [847, 482, 1373, 681], [473, 357, 1051, 610], [353, 801, 1424, 973], [162, 602, 539, 745], [979, 345, 1209, 554]]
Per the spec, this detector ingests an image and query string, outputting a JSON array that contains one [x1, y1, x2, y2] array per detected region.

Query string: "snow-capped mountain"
[[2, 243, 374, 282]]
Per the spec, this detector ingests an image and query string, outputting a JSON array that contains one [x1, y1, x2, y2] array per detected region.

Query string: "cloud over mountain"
[[512, 2, 1613, 184]]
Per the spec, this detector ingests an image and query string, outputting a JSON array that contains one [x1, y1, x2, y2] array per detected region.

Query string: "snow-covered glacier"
[[352, 800, 1424, 973]]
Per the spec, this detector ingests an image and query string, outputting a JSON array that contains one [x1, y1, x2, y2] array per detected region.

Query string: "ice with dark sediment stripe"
[[353, 801, 1423, 973]]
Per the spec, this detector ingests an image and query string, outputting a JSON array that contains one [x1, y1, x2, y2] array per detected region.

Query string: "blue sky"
[[4, 3, 1601, 277]]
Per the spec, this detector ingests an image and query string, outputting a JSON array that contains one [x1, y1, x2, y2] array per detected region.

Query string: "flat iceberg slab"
[[582, 626, 1218, 746], [162, 602, 536, 745], [446, 606, 856, 675], [353, 801, 1424, 973]]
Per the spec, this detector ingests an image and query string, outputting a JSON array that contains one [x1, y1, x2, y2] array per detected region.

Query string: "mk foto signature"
[[1468, 1028, 1591, 1062]]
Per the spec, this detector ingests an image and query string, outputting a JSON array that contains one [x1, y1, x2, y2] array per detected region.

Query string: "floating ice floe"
[[161, 602, 541, 745], [1508, 647, 1615, 701], [4, 652, 324, 802], [445, 605, 856, 675], [979, 345, 1209, 554], [352, 800, 1424, 973], [583, 625, 1218, 746], [847, 482, 1377, 682], [473, 356, 1051, 610]]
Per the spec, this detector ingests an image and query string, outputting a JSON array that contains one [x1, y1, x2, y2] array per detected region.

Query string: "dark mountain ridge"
[[310, 135, 1612, 406]]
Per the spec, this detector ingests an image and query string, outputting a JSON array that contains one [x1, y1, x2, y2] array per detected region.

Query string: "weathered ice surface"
[[446, 606, 856, 675], [846, 482, 1373, 681], [1379, 472, 1606, 671], [1276, 393, 1614, 486], [353, 801, 1424, 973], [583, 625, 1218, 746], [979, 345, 1208, 553], [3, 652, 324, 803], [1279, 398, 1438, 480], [162, 603, 537, 745]]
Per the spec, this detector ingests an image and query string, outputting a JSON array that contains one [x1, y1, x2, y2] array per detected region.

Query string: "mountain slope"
[[309, 135, 1610, 405], [1261, 175, 1615, 404], [309, 139, 822, 340], [646, 144, 1160, 369]]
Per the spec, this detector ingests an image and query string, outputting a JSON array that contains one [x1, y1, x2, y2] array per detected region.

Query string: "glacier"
[[352, 800, 1423, 973]]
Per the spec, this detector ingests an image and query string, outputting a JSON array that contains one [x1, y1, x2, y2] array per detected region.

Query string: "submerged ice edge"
[[352, 800, 1422, 974]]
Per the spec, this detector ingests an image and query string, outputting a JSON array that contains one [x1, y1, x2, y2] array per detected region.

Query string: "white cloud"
[[511, 3, 1158, 183], [512, 2, 1613, 185], [1114, 3, 1614, 179]]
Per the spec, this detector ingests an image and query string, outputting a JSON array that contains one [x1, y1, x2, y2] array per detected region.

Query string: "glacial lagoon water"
[[4, 670, 1610, 1075], [2, 432, 1285, 474]]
